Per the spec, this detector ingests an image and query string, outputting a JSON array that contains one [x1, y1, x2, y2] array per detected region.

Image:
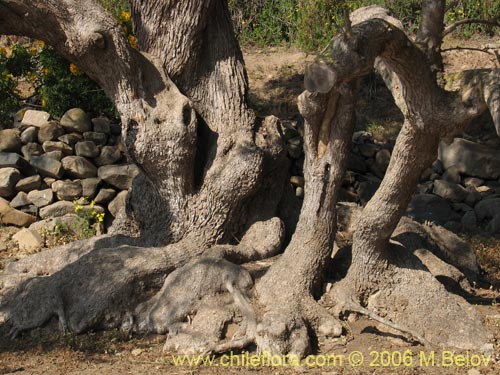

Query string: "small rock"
[[465, 191, 482, 207], [84, 131, 108, 146], [487, 214, 500, 233], [42, 141, 73, 155], [81, 178, 102, 198], [463, 177, 484, 188], [10, 191, 32, 208], [58, 133, 83, 146], [20, 126, 38, 144], [94, 188, 117, 204], [38, 121, 65, 143], [406, 194, 460, 224], [44, 151, 64, 161], [92, 117, 111, 134], [15, 175, 42, 192], [352, 130, 373, 144], [476, 185, 493, 196], [75, 141, 99, 158], [0, 152, 34, 174], [295, 186, 304, 198], [52, 180, 82, 201], [21, 110, 50, 128], [98, 164, 140, 190], [431, 159, 444, 174], [27, 189, 54, 208], [60, 108, 92, 133], [62, 156, 98, 179], [290, 175, 305, 187], [43, 177, 57, 189], [439, 138, 500, 179], [0, 167, 21, 197], [420, 168, 433, 182], [21, 143, 44, 160], [39, 201, 75, 219], [475, 198, 500, 221], [12, 228, 43, 251], [0, 197, 36, 227], [433, 179, 467, 202], [461, 211, 477, 231], [467, 369, 481, 375], [94, 146, 121, 166], [108, 190, 128, 217], [0, 129, 22, 153], [131, 348, 143, 356], [30, 155, 64, 179], [442, 166, 461, 184]]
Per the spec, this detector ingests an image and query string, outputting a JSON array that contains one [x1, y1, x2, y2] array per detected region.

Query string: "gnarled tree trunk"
[[0, 1, 498, 357]]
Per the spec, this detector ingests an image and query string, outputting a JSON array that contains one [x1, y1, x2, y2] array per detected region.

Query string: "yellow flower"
[[121, 11, 131, 22], [241, 20, 247, 25], [43, 68, 50, 75], [96, 213, 105, 222], [90, 200, 95, 208], [69, 63, 80, 75], [128, 35, 137, 49], [37, 40, 45, 49], [29, 47, 37, 56], [41, 98, 46, 107], [5, 73, 14, 79], [74, 205, 83, 212]]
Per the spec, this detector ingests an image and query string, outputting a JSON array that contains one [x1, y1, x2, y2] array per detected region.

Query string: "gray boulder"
[[44, 151, 64, 161], [83, 131, 108, 146], [60, 108, 92, 133], [30, 155, 64, 178], [52, 180, 82, 201], [0, 167, 21, 197], [21, 143, 44, 160], [10, 191, 31, 208], [442, 166, 461, 184], [27, 189, 54, 208], [62, 156, 98, 179], [0, 152, 34, 174], [94, 146, 121, 166], [39, 201, 75, 219], [42, 141, 73, 155], [58, 133, 83, 146], [0, 197, 36, 227], [94, 188, 116, 204], [439, 138, 500, 179], [0, 129, 22, 153], [21, 110, 50, 128], [433, 179, 467, 202], [81, 177, 102, 198], [474, 198, 500, 221], [75, 141, 99, 158], [406, 194, 460, 224], [20, 126, 38, 144], [15, 175, 42, 192], [98, 164, 140, 190], [38, 121, 65, 143], [92, 117, 111, 134], [108, 190, 128, 217], [12, 228, 43, 251]]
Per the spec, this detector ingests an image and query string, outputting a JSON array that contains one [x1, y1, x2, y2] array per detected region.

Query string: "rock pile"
[[0, 108, 140, 244], [286, 125, 500, 234]]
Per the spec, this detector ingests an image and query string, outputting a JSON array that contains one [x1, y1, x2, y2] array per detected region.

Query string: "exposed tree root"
[[329, 241, 494, 353]]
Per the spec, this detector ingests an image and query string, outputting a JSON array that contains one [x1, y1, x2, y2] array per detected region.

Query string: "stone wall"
[[0, 108, 139, 249], [286, 125, 500, 234]]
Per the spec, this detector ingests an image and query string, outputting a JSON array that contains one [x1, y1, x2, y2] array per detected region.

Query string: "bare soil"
[[1, 35, 500, 374]]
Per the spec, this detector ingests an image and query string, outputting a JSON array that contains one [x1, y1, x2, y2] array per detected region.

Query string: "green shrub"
[[0, 48, 19, 126]]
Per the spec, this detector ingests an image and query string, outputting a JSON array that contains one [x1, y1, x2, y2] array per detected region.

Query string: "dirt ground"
[[1, 35, 500, 374]]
